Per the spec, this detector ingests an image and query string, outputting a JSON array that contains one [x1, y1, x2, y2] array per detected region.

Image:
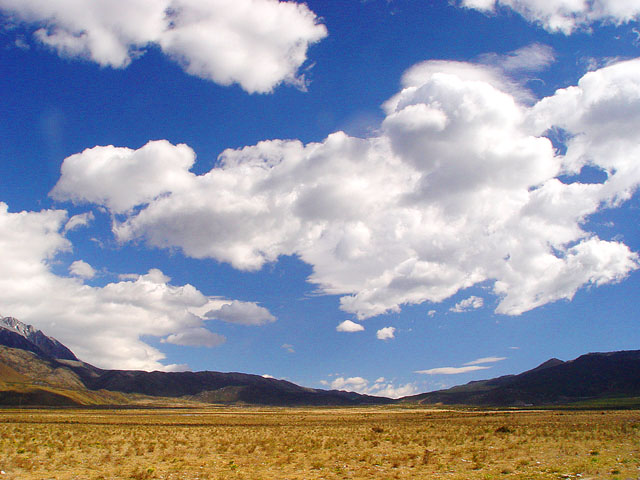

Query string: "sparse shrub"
[[129, 466, 154, 479], [495, 425, 513, 434], [422, 448, 434, 464]]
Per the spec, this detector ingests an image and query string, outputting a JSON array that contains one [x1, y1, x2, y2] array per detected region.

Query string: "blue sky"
[[1, 0, 639, 398]]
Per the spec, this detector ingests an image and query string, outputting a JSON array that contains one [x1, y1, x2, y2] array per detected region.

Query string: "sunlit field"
[[0, 407, 638, 479]]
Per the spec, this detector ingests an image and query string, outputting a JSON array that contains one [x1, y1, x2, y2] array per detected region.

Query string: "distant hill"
[[0, 345, 131, 406], [402, 350, 640, 406], [0, 316, 391, 407]]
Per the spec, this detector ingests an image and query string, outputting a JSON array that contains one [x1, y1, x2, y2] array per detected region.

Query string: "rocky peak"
[[0, 316, 37, 337], [0, 316, 78, 361]]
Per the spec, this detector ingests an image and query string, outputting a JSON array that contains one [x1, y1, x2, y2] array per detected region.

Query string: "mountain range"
[[0, 316, 391, 406], [1, 315, 638, 407]]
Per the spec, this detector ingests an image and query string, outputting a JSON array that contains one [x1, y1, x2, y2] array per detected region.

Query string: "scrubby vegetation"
[[0, 407, 638, 479]]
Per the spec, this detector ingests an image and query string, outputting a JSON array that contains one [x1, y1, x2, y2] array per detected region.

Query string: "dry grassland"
[[0, 407, 638, 480]]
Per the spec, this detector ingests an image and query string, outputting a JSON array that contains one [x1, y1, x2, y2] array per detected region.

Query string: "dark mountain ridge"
[[65, 363, 391, 406], [402, 349, 640, 406]]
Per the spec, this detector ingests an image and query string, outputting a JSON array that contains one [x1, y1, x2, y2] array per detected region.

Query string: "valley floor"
[[0, 406, 638, 479]]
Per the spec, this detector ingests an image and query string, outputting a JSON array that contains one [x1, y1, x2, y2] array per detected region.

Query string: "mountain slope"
[[0, 345, 133, 406], [403, 350, 640, 406]]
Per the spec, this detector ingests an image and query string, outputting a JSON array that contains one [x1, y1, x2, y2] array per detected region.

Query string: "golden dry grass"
[[0, 406, 638, 479]]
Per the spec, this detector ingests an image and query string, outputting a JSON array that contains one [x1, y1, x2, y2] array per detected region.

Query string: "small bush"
[[495, 425, 514, 434]]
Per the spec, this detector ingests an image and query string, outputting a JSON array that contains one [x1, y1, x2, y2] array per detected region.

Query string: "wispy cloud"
[[64, 211, 95, 232], [464, 356, 507, 366], [417, 354, 507, 375], [415, 366, 491, 375], [479, 43, 555, 73], [450, 296, 484, 313]]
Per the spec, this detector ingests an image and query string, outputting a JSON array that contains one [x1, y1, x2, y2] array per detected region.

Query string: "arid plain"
[[0, 407, 638, 480]]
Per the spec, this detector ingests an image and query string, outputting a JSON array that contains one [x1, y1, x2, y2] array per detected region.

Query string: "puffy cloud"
[[329, 376, 418, 398], [415, 366, 491, 375], [464, 356, 507, 365], [460, 0, 640, 33], [391, 59, 534, 103], [530, 58, 640, 200], [0, 0, 327, 93], [450, 295, 484, 313], [336, 320, 365, 332], [158, 0, 327, 92], [282, 343, 295, 353], [51, 141, 197, 214], [205, 300, 275, 326], [376, 326, 396, 340], [51, 58, 640, 320], [370, 382, 419, 399], [69, 260, 96, 279], [0, 202, 274, 370], [330, 376, 369, 392]]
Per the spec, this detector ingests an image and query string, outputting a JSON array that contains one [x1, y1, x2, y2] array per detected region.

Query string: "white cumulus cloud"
[[0, 0, 327, 93], [51, 140, 197, 214], [51, 58, 640, 320], [68, 259, 95, 279], [376, 326, 396, 340], [336, 320, 365, 332], [460, 0, 640, 33]]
